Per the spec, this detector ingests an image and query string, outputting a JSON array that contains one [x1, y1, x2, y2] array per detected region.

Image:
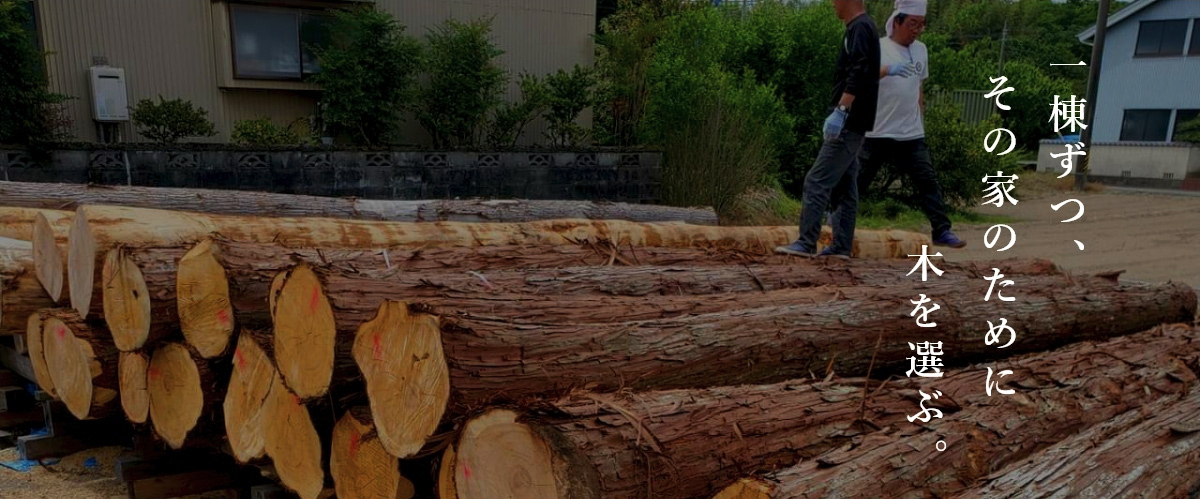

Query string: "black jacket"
[[830, 13, 881, 133]]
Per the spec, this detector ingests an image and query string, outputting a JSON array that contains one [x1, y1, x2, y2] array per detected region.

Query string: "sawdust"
[[0, 446, 234, 499]]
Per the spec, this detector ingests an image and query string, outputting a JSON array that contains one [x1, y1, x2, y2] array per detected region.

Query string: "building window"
[[1135, 20, 1188, 57], [229, 5, 332, 80], [1120, 109, 1171, 141], [1191, 19, 1200, 55], [1174, 109, 1199, 142]]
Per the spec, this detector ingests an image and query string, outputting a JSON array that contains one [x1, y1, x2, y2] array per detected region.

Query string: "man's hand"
[[885, 62, 918, 78], [823, 108, 847, 142]]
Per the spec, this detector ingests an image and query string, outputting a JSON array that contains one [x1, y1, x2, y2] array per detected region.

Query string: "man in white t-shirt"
[[845, 0, 966, 248]]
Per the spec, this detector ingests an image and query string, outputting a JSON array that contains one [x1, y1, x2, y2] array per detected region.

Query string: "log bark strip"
[[148, 342, 220, 449], [331, 407, 401, 499], [715, 324, 1200, 499], [0, 181, 722, 225], [39, 309, 119, 419], [441, 278, 1196, 403], [0, 207, 72, 242], [1, 238, 56, 335]]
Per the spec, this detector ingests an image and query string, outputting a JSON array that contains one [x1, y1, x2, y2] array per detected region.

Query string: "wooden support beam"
[[0, 346, 35, 384]]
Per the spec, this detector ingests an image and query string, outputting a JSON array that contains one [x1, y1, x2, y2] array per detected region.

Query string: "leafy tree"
[[416, 18, 507, 149], [0, 0, 70, 145], [310, 7, 422, 145], [1174, 116, 1200, 144], [486, 73, 549, 148], [543, 65, 596, 147], [232, 117, 311, 146], [129, 97, 216, 144]]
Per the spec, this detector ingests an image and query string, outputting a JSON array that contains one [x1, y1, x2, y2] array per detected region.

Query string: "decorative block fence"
[[0, 149, 663, 203]]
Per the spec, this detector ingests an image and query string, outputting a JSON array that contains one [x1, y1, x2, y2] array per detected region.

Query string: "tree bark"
[[0, 207, 72, 242], [1, 239, 56, 335], [714, 323, 1200, 499], [967, 380, 1200, 498], [439, 277, 1196, 404], [37, 308, 120, 420], [0, 181, 722, 225]]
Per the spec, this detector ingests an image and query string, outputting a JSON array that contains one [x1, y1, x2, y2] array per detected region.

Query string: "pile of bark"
[[1, 187, 1197, 499]]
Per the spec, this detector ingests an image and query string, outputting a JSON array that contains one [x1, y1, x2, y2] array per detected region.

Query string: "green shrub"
[[1174, 115, 1200, 144], [543, 65, 596, 147], [310, 7, 422, 145], [231, 117, 311, 146], [417, 18, 507, 149], [486, 73, 549, 148], [0, 0, 71, 145], [129, 96, 216, 144]]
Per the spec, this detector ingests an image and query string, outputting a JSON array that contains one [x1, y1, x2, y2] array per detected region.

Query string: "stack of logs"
[[1, 184, 1197, 499]]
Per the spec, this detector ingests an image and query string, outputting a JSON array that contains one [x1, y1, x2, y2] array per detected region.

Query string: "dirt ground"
[[944, 189, 1200, 288]]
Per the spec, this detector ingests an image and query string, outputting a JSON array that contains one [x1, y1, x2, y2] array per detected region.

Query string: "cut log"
[[119, 351, 150, 423], [24, 311, 56, 396], [32, 212, 65, 303], [449, 325, 1200, 499], [441, 278, 1196, 403], [351, 301, 449, 459], [102, 247, 175, 351], [271, 263, 336, 399], [330, 407, 401, 499], [148, 342, 220, 449], [968, 385, 1200, 498], [178, 240, 236, 358], [711, 324, 1200, 499], [39, 309, 119, 419], [0, 181, 722, 225], [263, 371, 324, 499], [224, 330, 276, 463], [64, 204, 928, 322], [1, 238, 56, 335], [0, 207, 72, 242], [438, 445, 457, 499]]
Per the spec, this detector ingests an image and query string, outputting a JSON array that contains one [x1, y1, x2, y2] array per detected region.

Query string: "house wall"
[[1037, 140, 1200, 181], [34, 0, 595, 145], [1091, 0, 1200, 142]]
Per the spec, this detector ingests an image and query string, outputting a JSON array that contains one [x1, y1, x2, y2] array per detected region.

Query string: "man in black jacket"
[[776, 0, 880, 259]]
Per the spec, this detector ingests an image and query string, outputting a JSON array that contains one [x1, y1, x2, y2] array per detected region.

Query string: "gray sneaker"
[[775, 241, 816, 257]]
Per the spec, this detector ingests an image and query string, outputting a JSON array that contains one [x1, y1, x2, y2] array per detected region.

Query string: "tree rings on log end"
[[103, 248, 152, 351], [224, 331, 276, 463], [178, 239, 235, 358], [42, 315, 117, 419], [712, 478, 775, 499], [26, 312, 57, 397], [67, 206, 97, 317], [352, 301, 449, 459], [33, 212, 64, 303], [331, 407, 400, 499], [148, 343, 204, 449], [119, 351, 150, 423], [264, 373, 324, 499], [272, 263, 335, 400], [451, 409, 563, 499]]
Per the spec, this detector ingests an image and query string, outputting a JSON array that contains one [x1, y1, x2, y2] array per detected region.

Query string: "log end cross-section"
[[67, 206, 98, 318], [119, 350, 150, 424], [263, 373, 324, 499], [41, 313, 118, 420], [712, 478, 773, 499], [223, 331, 276, 463], [148, 342, 206, 449], [103, 248, 153, 351], [352, 301, 449, 459], [177, 239, 236, 358], [272, 263, 336, 400], [331, 407, 401, 499], [450, 409, 597, 499], [32, 212, 64, 303], [25, 311, 57, 397]]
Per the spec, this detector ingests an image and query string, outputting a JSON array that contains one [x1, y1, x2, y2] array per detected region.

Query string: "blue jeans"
[[797, 129, 864, 254]]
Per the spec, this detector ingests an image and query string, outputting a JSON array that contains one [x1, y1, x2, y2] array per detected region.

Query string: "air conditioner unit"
[[89, 66, 129, 122]]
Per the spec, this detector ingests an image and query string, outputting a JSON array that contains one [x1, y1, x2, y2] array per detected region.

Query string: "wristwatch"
[[837, 104, 850, 113]]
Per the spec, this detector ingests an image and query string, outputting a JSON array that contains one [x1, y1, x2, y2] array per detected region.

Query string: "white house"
[[1038, 0, 1200, 188]]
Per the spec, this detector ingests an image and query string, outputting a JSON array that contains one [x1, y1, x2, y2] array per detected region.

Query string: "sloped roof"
[[1077, 0, 1161, 43]]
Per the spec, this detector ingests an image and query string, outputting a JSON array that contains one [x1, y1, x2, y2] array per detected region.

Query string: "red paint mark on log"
[[216, 309, 230, 325], [349, 432, 361, 458], [292, 393, 300, 406], [56, 326, 66, 339], [148, 367, 161, 379], [372, 334, 383, 361], [463, 462, 472, 480], [234, 348, 246, 369], [309, 287, 320, 313]]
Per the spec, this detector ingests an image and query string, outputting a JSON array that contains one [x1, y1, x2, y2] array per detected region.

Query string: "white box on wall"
[[89, 66, 129, 122]]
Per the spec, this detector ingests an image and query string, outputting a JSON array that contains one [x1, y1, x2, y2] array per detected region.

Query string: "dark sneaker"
[[775, 241, 816, 257], [933, 231, 967, 248], [817, 247, 851, 260]]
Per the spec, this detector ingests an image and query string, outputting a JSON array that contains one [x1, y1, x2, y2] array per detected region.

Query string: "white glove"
[[886, 62, 917, 78]]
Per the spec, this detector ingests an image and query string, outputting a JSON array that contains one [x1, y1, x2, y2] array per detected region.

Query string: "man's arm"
[[919, 81, 925, 113], [842, 24, 873, 111]]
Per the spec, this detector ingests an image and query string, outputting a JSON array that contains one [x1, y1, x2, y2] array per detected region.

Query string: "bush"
[[310, 7, 422, 145], [417, 18, 507, 149], [129, 96, 217, 144], [486, 73, 549, 148], [543, 65, 596, 147], [0, 0, 71, 145], [1175, 115, 1200, 144], [231, 117, 311, 146]]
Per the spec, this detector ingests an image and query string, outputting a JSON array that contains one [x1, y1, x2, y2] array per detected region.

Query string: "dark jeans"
[[797, 129, 864, 254], [853, 137, 953, 238]]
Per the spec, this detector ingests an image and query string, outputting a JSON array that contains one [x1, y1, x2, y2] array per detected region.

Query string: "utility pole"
[[998, 21, 1009, 73], [1075, 0, 1111, 192]]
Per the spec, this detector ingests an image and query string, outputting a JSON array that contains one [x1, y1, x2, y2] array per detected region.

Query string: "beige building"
[[30, 0, 596, 144]]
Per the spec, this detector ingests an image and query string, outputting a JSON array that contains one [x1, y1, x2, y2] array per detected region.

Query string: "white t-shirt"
[[867, 37, 928, 140]]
